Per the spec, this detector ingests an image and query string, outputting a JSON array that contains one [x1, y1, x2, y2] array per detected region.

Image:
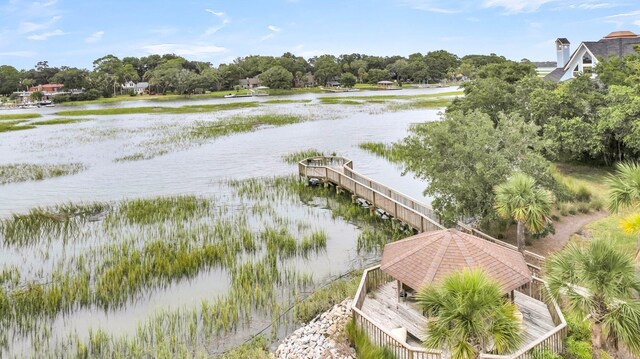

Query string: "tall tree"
[[545, 240, 640, 359], [397, 110, 552, 224], [417, 269, 522, 359], [259, 65, 293, 89], [0, 65, 21, 95], [494, 173, 553, 252]]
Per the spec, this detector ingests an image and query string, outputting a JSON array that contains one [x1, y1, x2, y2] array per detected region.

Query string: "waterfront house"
[[239, 77, 261, 89], [121, 81, 149, 95], [545, 31, 640, 82]]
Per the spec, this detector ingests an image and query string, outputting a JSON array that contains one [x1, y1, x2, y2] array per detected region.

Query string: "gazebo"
[[352, 228, 565, 358], [377, 80, 395, 89], [380, 228, 532, 301]]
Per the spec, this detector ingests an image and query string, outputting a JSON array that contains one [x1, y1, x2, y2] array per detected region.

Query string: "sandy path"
[[503, 211, 609, 256]]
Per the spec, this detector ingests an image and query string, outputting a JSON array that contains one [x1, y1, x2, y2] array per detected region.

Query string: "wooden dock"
[[298, 156, 545, 272]]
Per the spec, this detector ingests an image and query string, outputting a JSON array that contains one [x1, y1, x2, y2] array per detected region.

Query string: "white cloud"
[[604, 10, 640, 27], [27, 29, 65, 40], [261, 25, 282, 41], [205, 19, 231, 36], [149, 27, 178, 36], [203, 9, 231, 36], [85, 30, 104, 43], [0, 50, 35, 57], [142, 43, 227, 58], [483, 0, 556, 13], [396, 0, 466, 14], [205, 9, 225, 17], [18, 15, 61, 33]]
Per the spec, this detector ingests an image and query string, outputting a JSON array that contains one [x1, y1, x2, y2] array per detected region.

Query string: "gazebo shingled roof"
[[380, 229, 532, 294]]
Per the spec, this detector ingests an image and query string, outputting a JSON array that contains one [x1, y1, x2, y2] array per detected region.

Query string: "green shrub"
[[573, 185, 592, 202], [566, 315, 590, 342], [577, 202, 591, 214], [531, 348, 562, 359], [565, 315, 591, 359], [589, 198, 604, 211], [346, 319, 397, 359], [293, 274, 360, 323], [218, 336, 271, 359], [566, 337, 591, 359]]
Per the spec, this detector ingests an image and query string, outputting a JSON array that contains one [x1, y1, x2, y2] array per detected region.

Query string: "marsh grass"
[[293, 273, 360, 323], [0, 163, 86, 185], [0, 202, 107, 246], [263, 99, 312, 104], [0, 120, 36, 133], [1, 174, 401, 357], [55, 102, 259, 116], [0, 113, 42, 120], [358, 142, 403, 163], [386, 98, 451, 111], [281, 149, 324, 164], [32, 118, 90, 126], [108, 195, 210, 225], [190, 114, 304, 140]]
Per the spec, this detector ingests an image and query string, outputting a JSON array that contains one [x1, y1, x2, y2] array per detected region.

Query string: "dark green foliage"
[[259, 65, 294, 89], [397, 110, 551, 223]]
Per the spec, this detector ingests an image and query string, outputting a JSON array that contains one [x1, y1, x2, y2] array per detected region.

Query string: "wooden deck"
[[361, 281, 556, 353]]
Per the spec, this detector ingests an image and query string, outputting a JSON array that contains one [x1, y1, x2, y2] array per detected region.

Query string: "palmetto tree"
[[606, 161, 640, 261], [417, 269, 522, 359], [494, 173, 553, 253], [545, 240, 640, 359]]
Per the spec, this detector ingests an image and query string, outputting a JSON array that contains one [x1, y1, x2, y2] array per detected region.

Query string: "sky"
[[1, 0, 640, 70]]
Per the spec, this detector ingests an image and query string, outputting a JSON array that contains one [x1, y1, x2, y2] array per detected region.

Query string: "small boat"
[[223, 94, 236, 98]]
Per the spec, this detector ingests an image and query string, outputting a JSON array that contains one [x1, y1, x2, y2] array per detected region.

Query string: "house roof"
[[380, 229, 531, 294], [583, 37, 640, 59], [544, 68, 566, 82], [556, 38, 570, 45], [603, 31, 639, 39], [544, 31, 640, 83]]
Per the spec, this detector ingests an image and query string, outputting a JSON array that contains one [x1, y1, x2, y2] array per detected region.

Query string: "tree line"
[[0, 51, 532, 101], [393, 49, 640, 226]]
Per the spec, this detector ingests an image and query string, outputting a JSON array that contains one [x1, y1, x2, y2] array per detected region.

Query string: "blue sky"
[[1, 0, 639, 70]]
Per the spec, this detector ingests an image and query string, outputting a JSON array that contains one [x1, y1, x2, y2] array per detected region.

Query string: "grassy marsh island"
[[0, 163, 86, 185]]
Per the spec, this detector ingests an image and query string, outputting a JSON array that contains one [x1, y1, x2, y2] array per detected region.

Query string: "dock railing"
[[299, 156, 545, 273]]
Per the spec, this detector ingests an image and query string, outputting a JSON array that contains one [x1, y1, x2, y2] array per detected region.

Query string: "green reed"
[[0, 163, 86, 185]]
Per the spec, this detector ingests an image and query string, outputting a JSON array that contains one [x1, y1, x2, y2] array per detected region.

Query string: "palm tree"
[[417, 269, 522, 359], [606, 161, 640, 261], [494, 173, 553, 253], [545, 240, 640, 359]]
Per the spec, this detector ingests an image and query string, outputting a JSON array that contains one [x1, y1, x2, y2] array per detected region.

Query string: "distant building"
[[239, 77, 260, 89], [121, 81, 149, 95], [545, 31, 640, 82]]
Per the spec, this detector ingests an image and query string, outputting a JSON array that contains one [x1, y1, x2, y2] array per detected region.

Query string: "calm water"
[[0, 87, 452, 355]]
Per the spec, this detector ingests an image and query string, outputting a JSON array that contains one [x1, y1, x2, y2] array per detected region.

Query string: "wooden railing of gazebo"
[[353, 266, 566, 359]]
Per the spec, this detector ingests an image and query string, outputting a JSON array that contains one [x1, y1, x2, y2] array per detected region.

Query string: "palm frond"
[[606, 162, 640, 212], [603, 301, 640, 356]]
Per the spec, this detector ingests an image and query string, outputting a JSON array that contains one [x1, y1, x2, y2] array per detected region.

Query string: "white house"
[[545, 31, 640, 82], [121, 81, 149, 95]]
